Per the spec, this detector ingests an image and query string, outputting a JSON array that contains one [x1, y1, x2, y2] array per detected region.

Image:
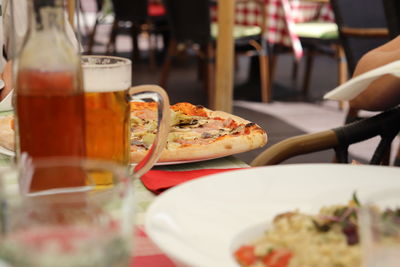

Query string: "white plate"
[[154, 155, 225, 166], [0, 89, 13, 112], [145, 164, 400, 266], [133, 157, 223, 167], [0, 146, 14, 157], [154, 159, 208, 166], [0, 152, 217, 164]]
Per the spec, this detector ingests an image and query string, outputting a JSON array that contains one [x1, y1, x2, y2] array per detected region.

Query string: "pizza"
[[0, 115, 15, 151], [130, 102, 267, 163], [0, 102, 268, 163]]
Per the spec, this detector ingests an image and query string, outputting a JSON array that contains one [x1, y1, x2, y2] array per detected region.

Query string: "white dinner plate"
[[145, 164, 400, 266], [154, 159, 209, 166], [0, 146, 14, 157], [0, 151, 221, 164], [0, 89, 13, 112], [154, 155, 226, 166], [132, 155, 227, 166]]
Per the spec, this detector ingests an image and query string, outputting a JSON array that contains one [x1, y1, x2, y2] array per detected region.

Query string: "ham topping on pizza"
[[130, 102, 266, 151]]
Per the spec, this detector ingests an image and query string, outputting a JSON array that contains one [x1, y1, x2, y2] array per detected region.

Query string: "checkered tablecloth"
[[211, 0, 334, 59]]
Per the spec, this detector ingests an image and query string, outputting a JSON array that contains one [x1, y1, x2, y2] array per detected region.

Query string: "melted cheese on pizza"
[[130, 102, 258, 151]]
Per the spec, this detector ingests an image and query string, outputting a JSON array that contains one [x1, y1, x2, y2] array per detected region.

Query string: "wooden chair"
[[330, 0, 390, 122], [88, 0, 168, 67], [330, 0, 390, 78], [251, 107, 400, 166], [266, 0, 345, 99], [296, 25, 345, 98], [382, 0, 400, 166], [293, 1, 346, 97], [86, 0, 105, 54], [107, 0, 150, 62], [383, 0, 400, 39], [159, 0, 271, 105]]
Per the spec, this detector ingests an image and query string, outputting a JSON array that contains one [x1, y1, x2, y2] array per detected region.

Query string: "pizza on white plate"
[[130, 102, 267, 163], [0, 115, 15, 151], [0, 103, 268, 163]]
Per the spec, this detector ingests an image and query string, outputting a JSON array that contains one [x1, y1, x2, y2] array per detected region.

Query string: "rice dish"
[[234, 201, 361, 267]]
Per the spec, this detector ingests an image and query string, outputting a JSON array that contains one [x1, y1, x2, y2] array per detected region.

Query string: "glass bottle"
[[14, 0, 86, 190]]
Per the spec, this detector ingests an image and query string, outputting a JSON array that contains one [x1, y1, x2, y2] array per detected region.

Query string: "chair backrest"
[[251, 107, 400, 166], [111, 0, 149, 22], [95, 0, 103, 11], [163, 0, 211, 45], [382, 0, 400, 39], [330, 0, 390, 75]]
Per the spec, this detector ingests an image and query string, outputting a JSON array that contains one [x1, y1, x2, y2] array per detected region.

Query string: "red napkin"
[[141, 168, 245, 194]]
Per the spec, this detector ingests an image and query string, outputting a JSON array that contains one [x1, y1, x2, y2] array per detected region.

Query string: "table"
[[0, 151, 249, 266], [132, 156, 249, 265], [213, 0, 334, 112]]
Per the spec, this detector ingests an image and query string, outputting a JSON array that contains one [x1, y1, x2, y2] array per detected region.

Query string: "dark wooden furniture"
[[251, 107, 400, 166], [159, 0, 270, 105]]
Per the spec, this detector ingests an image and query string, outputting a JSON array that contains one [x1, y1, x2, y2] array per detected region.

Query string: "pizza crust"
[[209, 110, 252, 124], [130, 130, 267, 163], [0, 116, 15, 151]]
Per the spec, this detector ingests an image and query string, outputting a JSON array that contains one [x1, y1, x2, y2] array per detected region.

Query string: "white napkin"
[[324, 60, 400, 101]]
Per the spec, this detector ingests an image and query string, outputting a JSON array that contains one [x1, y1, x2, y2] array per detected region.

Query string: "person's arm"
[[349, 36, 400, 111]]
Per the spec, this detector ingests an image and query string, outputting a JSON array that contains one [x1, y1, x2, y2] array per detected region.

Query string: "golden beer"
[[82, 55, 171, 185], [85, 90, 130, 165], [82, 56, 131, 184]]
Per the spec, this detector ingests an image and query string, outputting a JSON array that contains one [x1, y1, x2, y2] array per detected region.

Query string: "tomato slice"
[[263, 249, 292, 267], [234, 245, 257, 266]]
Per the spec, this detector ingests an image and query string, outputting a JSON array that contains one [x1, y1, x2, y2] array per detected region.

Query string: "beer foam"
[[82, 56, 132, 92]]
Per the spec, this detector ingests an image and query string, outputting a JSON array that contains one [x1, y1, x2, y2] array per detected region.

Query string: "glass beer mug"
[[81, 55, 170, 182]]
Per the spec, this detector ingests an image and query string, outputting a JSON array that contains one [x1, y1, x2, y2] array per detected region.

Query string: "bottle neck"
[[29, 0, 65, 33]]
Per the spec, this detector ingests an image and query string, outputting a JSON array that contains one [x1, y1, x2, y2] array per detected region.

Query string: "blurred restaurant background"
[[75, 0, 399, 165]]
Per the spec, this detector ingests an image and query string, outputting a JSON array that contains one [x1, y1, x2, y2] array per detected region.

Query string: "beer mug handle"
[[127, 85, 170, 179]]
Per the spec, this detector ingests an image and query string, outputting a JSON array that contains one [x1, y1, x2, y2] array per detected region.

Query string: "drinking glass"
[[81, 55, 170, 180], [0, 157, 135, 267], [358, 189, 400, 267]]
